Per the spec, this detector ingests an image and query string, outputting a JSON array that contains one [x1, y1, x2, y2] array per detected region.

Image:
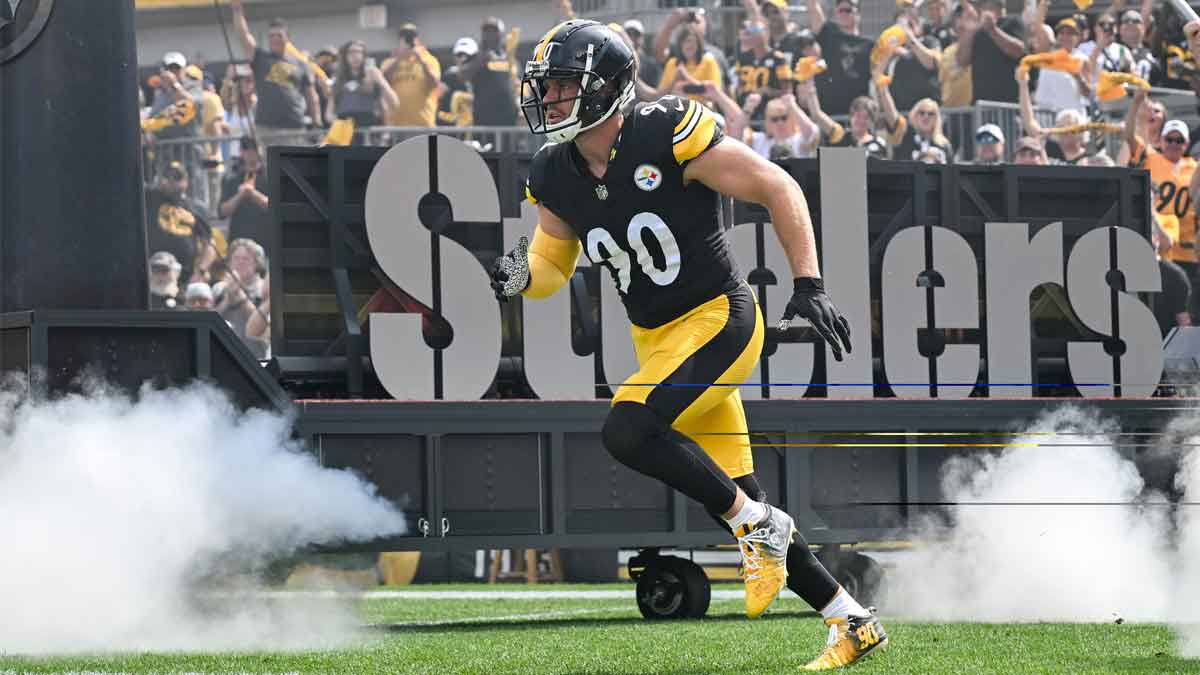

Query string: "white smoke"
[[0, 380, 404, 654], [883, 406, 1174, 623]]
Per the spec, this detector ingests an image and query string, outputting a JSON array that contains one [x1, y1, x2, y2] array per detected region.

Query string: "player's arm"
[[683, 138, 851, 359], [490, 204, 582, 301]]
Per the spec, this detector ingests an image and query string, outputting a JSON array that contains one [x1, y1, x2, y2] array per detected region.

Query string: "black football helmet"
[[520, 20, 635, 143]]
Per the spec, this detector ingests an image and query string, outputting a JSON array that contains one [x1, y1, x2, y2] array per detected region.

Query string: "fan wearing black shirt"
[[806, 0, 873, 118], [922, 0, 956, 47], [219, 144, 271, 254], [956, 0, 1026, 104], [887, 6, 942, 111]]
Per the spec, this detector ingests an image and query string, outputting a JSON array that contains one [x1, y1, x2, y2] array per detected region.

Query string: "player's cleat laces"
[[803, 609, 888, 670], [735, 504, 795, 619]]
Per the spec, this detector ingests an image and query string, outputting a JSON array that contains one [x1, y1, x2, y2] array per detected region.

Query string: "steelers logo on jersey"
[[634, 164, 662, 192]]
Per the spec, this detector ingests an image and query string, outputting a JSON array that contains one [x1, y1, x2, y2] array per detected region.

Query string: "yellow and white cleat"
[[735, 504, 796, 618], [803, 610, 888, 670]]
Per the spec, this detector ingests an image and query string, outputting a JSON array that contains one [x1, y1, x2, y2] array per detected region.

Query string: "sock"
[[819, 586, 869, 621], [723, 498, 768, 532]]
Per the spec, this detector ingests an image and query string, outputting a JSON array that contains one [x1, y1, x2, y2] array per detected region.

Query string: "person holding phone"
[[329, 39, 399, 133], [656, 25, 723, 104], [380, 22, 442, 128]]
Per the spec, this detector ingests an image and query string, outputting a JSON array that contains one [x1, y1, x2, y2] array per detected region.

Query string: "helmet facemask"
[[521, 42, 634, 143]]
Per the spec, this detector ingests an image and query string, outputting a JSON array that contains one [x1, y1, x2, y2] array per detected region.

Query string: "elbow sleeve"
[[522, 225, 582, 299]]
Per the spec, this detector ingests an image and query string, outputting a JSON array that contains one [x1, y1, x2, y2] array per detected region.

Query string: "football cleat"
[[803, 609, 888, 670], [735, 504, 796, 619]]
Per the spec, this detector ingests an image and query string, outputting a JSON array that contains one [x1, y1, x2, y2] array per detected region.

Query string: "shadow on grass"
[[368, 609, 820, 635]]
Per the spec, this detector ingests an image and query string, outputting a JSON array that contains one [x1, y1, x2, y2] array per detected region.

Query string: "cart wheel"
[[635, 555, 711, 620], [818, 549, 883, 606]]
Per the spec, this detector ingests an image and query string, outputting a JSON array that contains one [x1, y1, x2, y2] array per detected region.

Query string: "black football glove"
[[777, 277, 852, 361], [490, 236, 531, 302]]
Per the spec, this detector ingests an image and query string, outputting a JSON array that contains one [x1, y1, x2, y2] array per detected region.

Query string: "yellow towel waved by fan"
[[794, 56, 827, 82], [871, 24, 907, 66], [1096, 71, 1150, 102], [324, 118, 356, 146], [1019, 49, 1083, 75]]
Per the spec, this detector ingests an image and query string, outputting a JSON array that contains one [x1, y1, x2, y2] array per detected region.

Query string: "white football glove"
[[490, 236, 531, 301]]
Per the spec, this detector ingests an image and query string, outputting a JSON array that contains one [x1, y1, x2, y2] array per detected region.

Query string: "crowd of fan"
[[137, 0, 1200, 349]]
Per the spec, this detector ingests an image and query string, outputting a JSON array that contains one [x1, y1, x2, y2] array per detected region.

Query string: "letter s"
[[364, 135, 503, 399]]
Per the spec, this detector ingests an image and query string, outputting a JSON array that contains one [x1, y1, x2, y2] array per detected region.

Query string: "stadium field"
[[1, 583, 1197, 674]]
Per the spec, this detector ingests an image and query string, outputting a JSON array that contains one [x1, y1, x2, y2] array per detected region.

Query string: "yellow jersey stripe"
[[525, 184, 539, 205], [673, 100, 697, 135], [673, 105, 717, 164], [533, 22, 568, 61]]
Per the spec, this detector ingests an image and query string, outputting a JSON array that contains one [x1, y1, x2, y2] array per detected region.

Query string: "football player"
[[491, 20, 886, 669]]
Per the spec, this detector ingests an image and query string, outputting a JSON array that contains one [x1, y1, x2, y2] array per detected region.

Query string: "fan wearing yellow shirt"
[[381, 23, 442, 128], [656, 26, 723, 104]]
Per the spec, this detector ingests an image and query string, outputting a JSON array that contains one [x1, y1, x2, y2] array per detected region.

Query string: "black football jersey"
[[526, 96, 741, 329]]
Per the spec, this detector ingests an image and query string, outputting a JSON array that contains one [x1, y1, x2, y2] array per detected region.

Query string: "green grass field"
[[2, 583, 1197, 675]]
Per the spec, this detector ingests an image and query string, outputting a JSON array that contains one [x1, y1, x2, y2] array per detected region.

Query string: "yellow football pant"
[[612, 282, 764, 478]]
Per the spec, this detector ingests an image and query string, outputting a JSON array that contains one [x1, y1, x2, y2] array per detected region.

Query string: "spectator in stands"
[[330, 39, 399, 133], [1127, 89, 1197, 301], [149, 251, 184, 310], [184, 282, 215, 311], [1150, 3, 1192, 89], [186, 65, 228, 212], [219, 142, 271, 253], [878, 74, 954, 162], [957, 0, 1026, 104], [215, 238, 270, 356], [623, 20, 662, 96], [438, 38, 477, 127], [1089, 11, 1135, 92], [1012, 136, 1048, 165], [940, 3, 972, 107], [807, 0, 874, 118], [757, 0, 808, 62], [313, 46, 338, 127], [458, 17, 520, 131], [222, 63, 257, 156], [1030, 17, 1090, 113], [1120, 9, 1160, 82], [744, 94, 820, 159], [886, 2, 943, 111], [733, 18, 793, 122], [798, 80, 888, 158], [144, 53, 203, 201], [145, 161, 219, 283], [382, 23, 441, 129], [656, 26, 723, 103], [231, 0, 319, 142], [653, 8, 731, 86], [245, 297, 271, 347], [1017, 67, 1091, 165], [973, 123, 1005, 164], [924, 0, 955, 47]]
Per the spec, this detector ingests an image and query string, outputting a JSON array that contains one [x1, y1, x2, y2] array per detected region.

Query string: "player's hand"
[[777, 277, 852, 361], [490, 236, 531, 301]]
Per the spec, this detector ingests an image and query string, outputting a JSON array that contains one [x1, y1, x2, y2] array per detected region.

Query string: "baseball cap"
[[184, 65, 204, 81], [975, 123, 1005, 145], [161, 51, 187, 69], [623, 19, 645, 35], [836, 0, 860, 8], [1055, 17, 1080, 33], [1163, 119, 1190, 142], [763, 0, 789, 11], [453, 37, 479, 57], [185, 282, 214, 302], [150, 251, 181, 269], [482, 16, 506, 32]]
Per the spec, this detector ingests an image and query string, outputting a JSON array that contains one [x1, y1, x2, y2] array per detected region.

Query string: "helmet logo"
[[634, 164, 662, 192]]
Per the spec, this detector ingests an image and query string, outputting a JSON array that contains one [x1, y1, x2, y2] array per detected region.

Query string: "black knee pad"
[[601, 402, 667, 465]]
